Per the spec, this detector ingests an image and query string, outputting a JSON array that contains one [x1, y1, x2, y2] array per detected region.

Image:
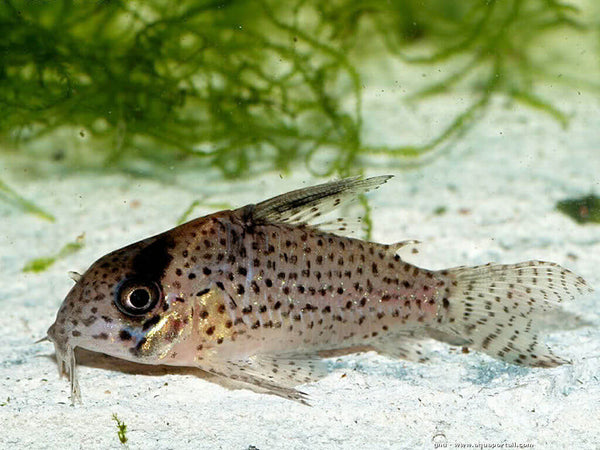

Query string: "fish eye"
[[114, 278, 161, 316]]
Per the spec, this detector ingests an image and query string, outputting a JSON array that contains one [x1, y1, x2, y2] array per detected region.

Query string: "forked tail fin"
[[435, 261, 593, 367]]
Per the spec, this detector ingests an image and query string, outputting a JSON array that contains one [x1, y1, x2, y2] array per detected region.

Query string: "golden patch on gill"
[[138, 310, 191, 359]]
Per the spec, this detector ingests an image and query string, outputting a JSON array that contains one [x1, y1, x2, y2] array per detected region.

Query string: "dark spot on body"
[[82, 316, 97, 327], [119, 329, 132, 341]]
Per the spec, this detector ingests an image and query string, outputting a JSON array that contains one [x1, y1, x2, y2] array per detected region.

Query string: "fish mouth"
[[47, 322, 81, 403]]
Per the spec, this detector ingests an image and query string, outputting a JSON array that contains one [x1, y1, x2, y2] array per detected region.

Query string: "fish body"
[[46, 176, 592, 402]]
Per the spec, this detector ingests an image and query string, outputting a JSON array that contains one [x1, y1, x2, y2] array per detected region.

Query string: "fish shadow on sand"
[[73, 348, 208, 378], [41, 349, 232, 390], [41, 349, 295, 397]]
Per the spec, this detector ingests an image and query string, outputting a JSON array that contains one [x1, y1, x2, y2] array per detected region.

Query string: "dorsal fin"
[[239, 175, 393, 226]]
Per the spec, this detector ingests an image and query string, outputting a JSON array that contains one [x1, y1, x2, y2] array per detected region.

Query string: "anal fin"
[[369, 326, 471, 363], [370, 333, 431, 363], [425, 327, 472, 347]]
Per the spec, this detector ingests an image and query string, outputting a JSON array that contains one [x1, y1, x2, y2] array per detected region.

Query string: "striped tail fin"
[[434, 261, 592, 367]]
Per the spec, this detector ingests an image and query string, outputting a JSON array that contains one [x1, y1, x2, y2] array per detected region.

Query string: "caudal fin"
[[435, 261, 593, 367]]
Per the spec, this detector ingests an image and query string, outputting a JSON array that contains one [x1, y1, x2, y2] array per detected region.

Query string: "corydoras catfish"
[[44, 176, 592, 403]]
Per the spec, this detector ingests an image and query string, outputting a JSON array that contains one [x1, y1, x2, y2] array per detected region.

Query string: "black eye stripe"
[[142, 315, 161, 331], [114, 278, 161, 317]]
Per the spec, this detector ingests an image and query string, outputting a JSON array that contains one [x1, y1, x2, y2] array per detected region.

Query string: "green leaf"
[[22, 235, 85, 273], [0, 179, 55, 222]]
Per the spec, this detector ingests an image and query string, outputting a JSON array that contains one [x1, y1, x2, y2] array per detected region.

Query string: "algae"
[[433, 206, 447, 216], [556, 195, 600, 224], [111, 413, 128, 445], [22, 234, 85, 273], [177, 198, 233, 225], [1, 0, 597, 223], [1, 0, 594, 176], [0, 178, 54, 221]]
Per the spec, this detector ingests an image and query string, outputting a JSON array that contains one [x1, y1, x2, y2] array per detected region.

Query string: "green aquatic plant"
[[1, 0, 362, 178], [556, 195, 600, 224], [344, 0, 590, 157], [433, 206, 447, 216], [1, 0, 594, 177], [1, 0, 597, 225], [0, 178, 54, 221], [111, 414, 128, 445], [177, 198, 233, 224], [22, 234, 85, 272]]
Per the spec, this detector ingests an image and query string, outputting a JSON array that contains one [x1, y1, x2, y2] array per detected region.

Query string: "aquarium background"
[[1, 1, 599, 448]]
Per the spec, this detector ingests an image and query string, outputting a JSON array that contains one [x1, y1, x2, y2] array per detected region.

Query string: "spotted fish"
[[44, 176, 592, 403]]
